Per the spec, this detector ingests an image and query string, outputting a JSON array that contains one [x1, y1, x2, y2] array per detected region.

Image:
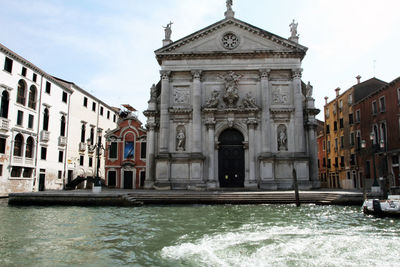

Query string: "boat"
[[362, 195, 400, 218]]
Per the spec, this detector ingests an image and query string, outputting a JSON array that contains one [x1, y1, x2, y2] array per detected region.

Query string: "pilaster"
[[259, 69, 271, 152], [205, 118, 216, 188], [246, 118, 258, 188], [144, 122, 157, 188], [292, 68, 305, 153], [191, 70, 202, 153], [159, 70, 171, 153]]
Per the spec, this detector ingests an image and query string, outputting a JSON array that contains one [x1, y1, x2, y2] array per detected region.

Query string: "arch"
[[214, 121, 248, 143], [14, 133, 24, 157], [43, 108, 49, 131], [60, 115, 66, 137], [25, 136, 34, 158], [17, 80, 27, 105], [1, 90, 9, 118], [218, 128, 245, 187], [28, 85, 37, 109]]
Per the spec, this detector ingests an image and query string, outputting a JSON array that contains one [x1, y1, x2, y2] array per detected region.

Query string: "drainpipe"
[[32, 74, 44, 192]]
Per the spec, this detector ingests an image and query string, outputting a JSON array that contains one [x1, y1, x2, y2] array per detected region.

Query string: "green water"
[[0, 199, 399, 267]]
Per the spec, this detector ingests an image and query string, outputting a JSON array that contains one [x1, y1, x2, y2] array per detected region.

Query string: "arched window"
[[81, 124, 86, 143], [0, 90, 9, 118], [16, 80, 26, 105], [43, 108, 49, 131], [60, 116, 66, 137], [28, 85, 37, 110], [90, 127, 95, 145], [25, 136, 34, 158], [14, 133, 23, 157]]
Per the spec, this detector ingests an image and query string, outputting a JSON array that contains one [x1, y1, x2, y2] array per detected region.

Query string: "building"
[[0, 43, 118, 194], [144, 4, 320, 190], [316, 120, 327, 187], [322, 76, 388, 189], [105, 105, 146, 189]]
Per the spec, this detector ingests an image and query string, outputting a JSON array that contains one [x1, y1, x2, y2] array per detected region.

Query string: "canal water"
[[0, 199, 399, 267]]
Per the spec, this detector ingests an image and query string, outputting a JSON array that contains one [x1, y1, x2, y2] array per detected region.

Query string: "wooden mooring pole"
[[293, 168, 300, 207]]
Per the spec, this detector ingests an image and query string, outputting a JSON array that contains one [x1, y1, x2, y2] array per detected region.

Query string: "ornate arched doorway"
[[218, 129, 244, 187]]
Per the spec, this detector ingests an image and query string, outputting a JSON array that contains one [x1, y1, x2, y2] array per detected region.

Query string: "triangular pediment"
[[155, 18, 307, 62]]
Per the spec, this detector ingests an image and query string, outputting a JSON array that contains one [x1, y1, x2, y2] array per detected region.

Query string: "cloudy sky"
[[1, 0, 399, 122]]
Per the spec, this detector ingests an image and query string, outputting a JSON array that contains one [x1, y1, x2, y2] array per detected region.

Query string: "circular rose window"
[[222, 32, 239, 50]]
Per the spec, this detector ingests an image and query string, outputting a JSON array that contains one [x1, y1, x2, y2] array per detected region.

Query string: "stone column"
[[191, 70, 202, 153], [206, 118, 216, 188], [159, 70, 171, 153], [307, 123, 320, 187], [246, 118, 258, 188], [292, 69, 305, 152], [144, 122, 156, 188], [259, 69, 271, 152]]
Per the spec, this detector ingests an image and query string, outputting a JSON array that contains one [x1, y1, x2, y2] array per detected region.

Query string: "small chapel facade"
[[144, 3, 320, 190]]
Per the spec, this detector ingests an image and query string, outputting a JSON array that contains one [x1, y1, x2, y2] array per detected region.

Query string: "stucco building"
[[144, 4, 320, 190]]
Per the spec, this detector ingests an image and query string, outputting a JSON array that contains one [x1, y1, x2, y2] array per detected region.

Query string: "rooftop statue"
[[289, 19, 298, 38], [163, 21, 173, 40]]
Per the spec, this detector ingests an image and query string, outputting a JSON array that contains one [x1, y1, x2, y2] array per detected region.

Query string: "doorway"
[[39, 173, 45, 191], [218, 129, 245, 187], [123, 171, 133, 189]]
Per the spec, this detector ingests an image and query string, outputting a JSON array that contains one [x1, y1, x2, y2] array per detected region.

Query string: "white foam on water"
[[161, 224, 400, 267]]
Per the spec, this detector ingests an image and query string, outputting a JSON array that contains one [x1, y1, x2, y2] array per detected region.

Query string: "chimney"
[[335, 87, 340, 97], [356, 75, 361, 84], [324, 96, 328, 105]]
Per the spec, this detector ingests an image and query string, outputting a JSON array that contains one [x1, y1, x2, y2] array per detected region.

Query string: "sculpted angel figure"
[[219, 71, 242, 107], [242, 92, 257, 108], [205, 90, 220, 108]]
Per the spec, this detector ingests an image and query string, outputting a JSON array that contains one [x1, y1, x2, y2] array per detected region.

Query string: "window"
[[109, 142, 118, 159], [322, 140, 326, 151], [339, 118, 343, 129], [327, 140, 331, 153], [58, 151, 63, 163], [79, 155, 84, 166], [339, 100, 343, 110], [348, 94, 353, 104], [107, 110, 110, 119], [325, 108, 330, 118], [21, 67, 27, 77], [350, 132, 355, 146], [1, 91, 9, 118], [17, 110, 23, 126], [17, 80, 26, 105], [355, 109, 360, 122], [365, 161, 371, 178], [334, 138, 338, 151], [25, 137, 34, 158], [11, 167, 22, 177], [41, 147, 47, 160], [108, 171, 116, 187], [92, 102, 96, 112], [326, 124, 330, 134], [335, 157, 338, 167], [4, 57, 13, 73], [322, 158, 326, 167], [28, 85, 37, 109], [334, 121, 337, 131], [45, 81, 51, 94], [13, 134, 23, 157], [398, 88, 400, 105], [141, 142, 146, 159], [90, 128, 95, 145], [22, 168, 32, 178], [327, 158, 331, 168], [83, 97, 88, 107], [80, 124, 86, 143], [113, 114, 116, 122], [0, 164, 2, 176], [32, 73, 37, 82], [379, 96, 385, 112], [100, 106, 104, 116], [27, 114, 33, 129], [392, 155, 399, 165], [340, 156, 345, 167], [62, 91, 68, 103], [0, 137, 5, 153], [124, 141, 134, 159], [340, 136, 344, 148], [372, 101, 377, 115], [349, 113, 354, 125], [350, 154, 356, 165], [58, 171, 62, 179], [89, 157, 93, 167], [43, 108, 49, 131], [60, 116, 66, 137]]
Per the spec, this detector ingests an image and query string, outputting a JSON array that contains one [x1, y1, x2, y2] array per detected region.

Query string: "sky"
[[0, 0, 399, 122]]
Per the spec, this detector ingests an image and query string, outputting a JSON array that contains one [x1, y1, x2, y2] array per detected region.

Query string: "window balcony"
[[58, 136, 67, 146], [79, 142, 86, 151], [40, 130, 50, 142], [25, 158, 34, 166], [88, 144, 96, 154], [0, 118, 10, 131]]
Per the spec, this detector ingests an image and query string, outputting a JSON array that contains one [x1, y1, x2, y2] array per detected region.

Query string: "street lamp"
[[88, 131, 104, 193], [368, 131, 384, 188]]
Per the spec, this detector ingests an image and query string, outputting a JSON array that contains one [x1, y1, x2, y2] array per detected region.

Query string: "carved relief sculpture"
[[272, 90, 288, 104], [277, 124, 288, 151], [176, 127, 186, 151], [219, 71, 242, 108], [173, 87, 190, 105], [205, 90, 220, 108], [242, 92, 258, 109]]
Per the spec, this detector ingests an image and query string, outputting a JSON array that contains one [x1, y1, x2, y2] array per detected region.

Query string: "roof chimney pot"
[[356, 75, 361, 84], [335, 87, 340, 97]]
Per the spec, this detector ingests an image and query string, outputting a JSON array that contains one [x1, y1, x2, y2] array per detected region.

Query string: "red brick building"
[[104, 107, 146, 189], [353, 76, 400, 191]]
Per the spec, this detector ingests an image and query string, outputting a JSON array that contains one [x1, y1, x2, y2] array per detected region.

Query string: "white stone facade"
[[145, 11, 320, 190], [0, 43, 118, 194]]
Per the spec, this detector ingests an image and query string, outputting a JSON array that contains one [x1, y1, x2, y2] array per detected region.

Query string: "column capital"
[[291, 68, 303, 79], [160, 70, 171, 80], [191, 70, 202, 80], [247, 118, 258, 128], [205, 119, 216, 129], [259, 69, 271, 80], [146, 122, 158, 131]]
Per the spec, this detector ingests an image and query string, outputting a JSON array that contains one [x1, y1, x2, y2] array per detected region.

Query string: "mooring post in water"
[[293, 168, 300, 207]]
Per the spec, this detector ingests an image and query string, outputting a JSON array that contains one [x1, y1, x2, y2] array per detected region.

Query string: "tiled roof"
[[353, 77, 388, 103]]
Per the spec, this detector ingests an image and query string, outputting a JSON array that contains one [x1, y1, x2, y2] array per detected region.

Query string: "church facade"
[[144, 4, 320, 190]]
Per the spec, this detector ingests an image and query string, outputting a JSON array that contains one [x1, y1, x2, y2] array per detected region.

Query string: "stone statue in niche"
[[163, 21, 173, 40], [219, 71, 242, 108], [149, 84, 157, 103], [205, 90, 220, 108], [242, 92, 258, 109], [277, 125, 288, 151], [176, 128, 186, 151], [306, 81, 313, 97]]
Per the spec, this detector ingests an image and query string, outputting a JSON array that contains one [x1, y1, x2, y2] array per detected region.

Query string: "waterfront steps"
[[7, 190, 363, 206]]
